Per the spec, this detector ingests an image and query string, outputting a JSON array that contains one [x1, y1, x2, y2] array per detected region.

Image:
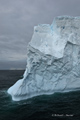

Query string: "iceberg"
[[8, 16, 80, 101]]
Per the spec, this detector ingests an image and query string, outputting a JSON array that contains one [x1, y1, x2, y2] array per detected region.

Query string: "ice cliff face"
[[8, 16, 80, 101]]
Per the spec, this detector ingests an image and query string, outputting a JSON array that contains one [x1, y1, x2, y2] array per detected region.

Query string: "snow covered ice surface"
[[8, 16, 80, 101]]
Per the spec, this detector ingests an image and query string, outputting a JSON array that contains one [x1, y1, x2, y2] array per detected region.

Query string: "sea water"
[[0, 70, 80, 120]]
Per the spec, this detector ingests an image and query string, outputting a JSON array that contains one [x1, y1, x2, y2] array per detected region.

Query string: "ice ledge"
[[8, 16, 80, 101]]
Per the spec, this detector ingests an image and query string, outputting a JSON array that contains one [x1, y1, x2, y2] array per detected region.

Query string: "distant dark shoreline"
[[0, 70, 25, 71]]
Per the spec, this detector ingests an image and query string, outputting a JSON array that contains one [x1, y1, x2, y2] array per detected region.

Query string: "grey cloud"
[[0, 61, 26, 70], [0, 0, 80, 69]]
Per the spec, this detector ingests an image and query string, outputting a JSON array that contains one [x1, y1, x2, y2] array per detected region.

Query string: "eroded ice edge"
[[8, 16, 80, 101]]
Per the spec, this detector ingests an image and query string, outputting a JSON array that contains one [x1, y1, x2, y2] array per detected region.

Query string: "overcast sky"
[[0, 0, 80, 70]]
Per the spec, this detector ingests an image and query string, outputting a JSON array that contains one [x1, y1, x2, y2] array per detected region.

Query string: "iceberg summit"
[[8, 16, 80, 101]]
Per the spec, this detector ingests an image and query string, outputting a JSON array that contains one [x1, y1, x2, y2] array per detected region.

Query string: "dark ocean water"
[[0, 70, 80, 120]]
